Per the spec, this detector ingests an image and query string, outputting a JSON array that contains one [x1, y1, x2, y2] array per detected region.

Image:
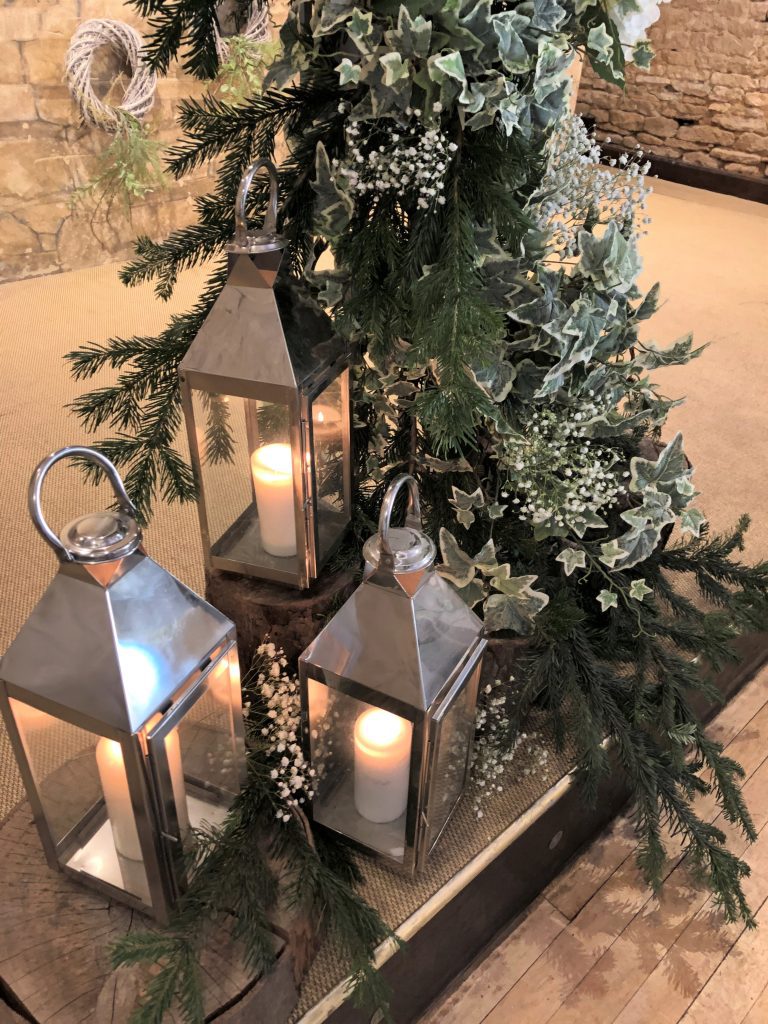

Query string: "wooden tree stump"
[[205, 567, 357, 668], [0, 796, 307, 1024]]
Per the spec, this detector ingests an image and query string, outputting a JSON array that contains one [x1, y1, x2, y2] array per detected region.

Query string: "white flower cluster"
[[501, 398, 627, 529], [607, 0, 671, 59], [530, 115, 651, 260], [333, 105, 454, 210], [254, 642, 315, 823], [471, 679, 551, 818]]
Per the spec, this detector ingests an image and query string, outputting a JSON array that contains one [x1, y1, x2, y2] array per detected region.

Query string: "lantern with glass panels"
[[299, 475, 487, 874], [0, 448, 246, 922], [179, 159, 351, 589]]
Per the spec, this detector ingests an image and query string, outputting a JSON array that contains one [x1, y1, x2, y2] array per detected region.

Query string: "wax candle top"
[[251, 443, 293, 480], [354, 708, 410, 757]]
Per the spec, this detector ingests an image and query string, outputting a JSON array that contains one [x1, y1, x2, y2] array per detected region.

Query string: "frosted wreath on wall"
[[65, 19, 157, 131], [213, 1, 270, 63]]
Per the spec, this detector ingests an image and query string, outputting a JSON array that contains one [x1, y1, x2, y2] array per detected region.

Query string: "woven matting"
[[0, 180, 766, 1017]]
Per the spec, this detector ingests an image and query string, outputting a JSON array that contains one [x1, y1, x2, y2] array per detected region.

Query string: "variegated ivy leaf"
[[680, 507, 707, 538], [579, 221, 641, 295], [629, 578, 653, 602], [313, 0, 357, 36], [491, 13, 529, 73], [619, 488, 674, 532], [450, 486, 485, 511], [455, 508, 475, 529], [470, 358, 517, 402], [556, 547, 586, 576], [379, 51, 410, 88], [676, 476, 696, 498], [473, 539, 499, 574], [532, 0, 567, 31], [568, 510, 608, 538], [597, 589, 618, 612], [421, 453, 473, 474], [487, 502, 507, 520], [587, 23, 613, 60], [347, 7, 377, 52], [599, 539, 629, 569], [485, 575, 550, 635], [311, 142, 354, 239], [632, 40, 654, 69], [634, 281, 660, 321], [534, 41, 570, 103], [637, 333, 708, 370], [384, 6, 432, 59], [613, 524, 662, 571], [458, 579, 486, 609], [336, 58, 361, 86], [629, 432, 693, 510], [428, 51, 467, 85], [438, 528, 495, 588]]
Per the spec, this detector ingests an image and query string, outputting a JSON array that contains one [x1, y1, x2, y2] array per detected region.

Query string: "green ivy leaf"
[[336, 58, 361, 86], [428, 51, 467, 85], [379, 52, 410, 87]]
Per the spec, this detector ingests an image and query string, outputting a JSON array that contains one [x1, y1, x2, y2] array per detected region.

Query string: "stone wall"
[[578, 0, 768, 178], [0, 0, 217, 282]]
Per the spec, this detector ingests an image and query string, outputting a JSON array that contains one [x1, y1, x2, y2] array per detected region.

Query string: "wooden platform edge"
[[299, 631, 768, 1024]]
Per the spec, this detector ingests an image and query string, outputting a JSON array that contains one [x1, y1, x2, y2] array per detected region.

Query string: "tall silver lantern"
[[299, 475, 487, 874], [179, 159, 352, 589], [0, 447, 246, 923]]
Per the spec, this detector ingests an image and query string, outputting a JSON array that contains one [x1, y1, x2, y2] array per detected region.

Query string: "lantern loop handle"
[[28, 446, 138, 562], [377, 474, 423, 573], [233, 158, 279, 250]]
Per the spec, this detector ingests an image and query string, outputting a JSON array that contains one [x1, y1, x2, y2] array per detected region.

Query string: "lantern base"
[[205, 566, 357, 667]]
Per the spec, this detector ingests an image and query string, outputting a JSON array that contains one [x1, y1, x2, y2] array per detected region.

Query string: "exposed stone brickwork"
[[579, 0, 768, 179], [0, 0, 218, 282]]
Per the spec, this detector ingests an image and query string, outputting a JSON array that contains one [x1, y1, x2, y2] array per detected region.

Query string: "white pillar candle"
[[354, 708, 412, 824], [250, 442, 297, 558], [96, 737, 143, 861], [312, 403, 341, 440]]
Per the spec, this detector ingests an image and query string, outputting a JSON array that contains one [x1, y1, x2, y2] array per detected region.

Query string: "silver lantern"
[[299, 475, 487, 874], [0, 447, 246, 923], [179, 159, 352, 589]]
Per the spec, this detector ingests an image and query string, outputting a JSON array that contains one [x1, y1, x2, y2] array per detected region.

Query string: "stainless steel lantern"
[[299, 475, 487, 874], [0, 447, 246, 923], [179, 159, 352, 589]]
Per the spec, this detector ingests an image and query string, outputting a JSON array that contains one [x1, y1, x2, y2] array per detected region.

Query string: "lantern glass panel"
[[307, 678, 413, 863], [9, 698, 151, 904], [425, 658, 483, 853], [311, 371, 349, 564], [149, 649, 243, 851], [192, 388, 300, 572]]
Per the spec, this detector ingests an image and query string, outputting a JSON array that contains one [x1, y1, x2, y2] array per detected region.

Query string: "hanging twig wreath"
[[65, 19, 165, 213], [65, 19, 157, 132], [213, 2, 270, 64], [213, 2, 276, 103]]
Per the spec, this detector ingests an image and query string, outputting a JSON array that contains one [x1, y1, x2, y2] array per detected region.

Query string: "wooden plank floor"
[[421, 664, 768, 1024]]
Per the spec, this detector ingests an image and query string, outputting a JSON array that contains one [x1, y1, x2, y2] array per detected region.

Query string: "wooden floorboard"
[[420, 665, 768, 1024]]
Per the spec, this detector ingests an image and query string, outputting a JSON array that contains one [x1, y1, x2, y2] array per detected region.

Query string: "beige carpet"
[[0, 180, 766, 1015]]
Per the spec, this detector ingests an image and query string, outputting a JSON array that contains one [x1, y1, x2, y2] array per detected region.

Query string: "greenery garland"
[[68, 0, 768, 1015]]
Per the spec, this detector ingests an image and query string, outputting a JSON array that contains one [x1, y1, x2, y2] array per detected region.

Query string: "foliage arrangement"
[[67, 0, 768, 1012], [71, 112, 167, 214], [215, 35, 281, 104], [112, 644, 394, 1021]]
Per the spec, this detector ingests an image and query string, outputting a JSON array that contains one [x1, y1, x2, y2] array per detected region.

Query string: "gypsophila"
[[499, 397, 623, 533], [332, 110, 453, 210], [529, 115, 652, 260], [250, 641, 315, 824]]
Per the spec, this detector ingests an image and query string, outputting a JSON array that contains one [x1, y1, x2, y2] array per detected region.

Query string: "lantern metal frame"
[[0, 448, 246, 924], [299, 475, 487, 875], [179, 159, 352, 589]]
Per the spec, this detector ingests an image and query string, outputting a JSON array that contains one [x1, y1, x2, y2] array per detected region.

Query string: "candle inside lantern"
[[354, 708, 411, 824], [96, 738, 143, 861], [312, 404, 341, 440], [250, 443, 297, 558]]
